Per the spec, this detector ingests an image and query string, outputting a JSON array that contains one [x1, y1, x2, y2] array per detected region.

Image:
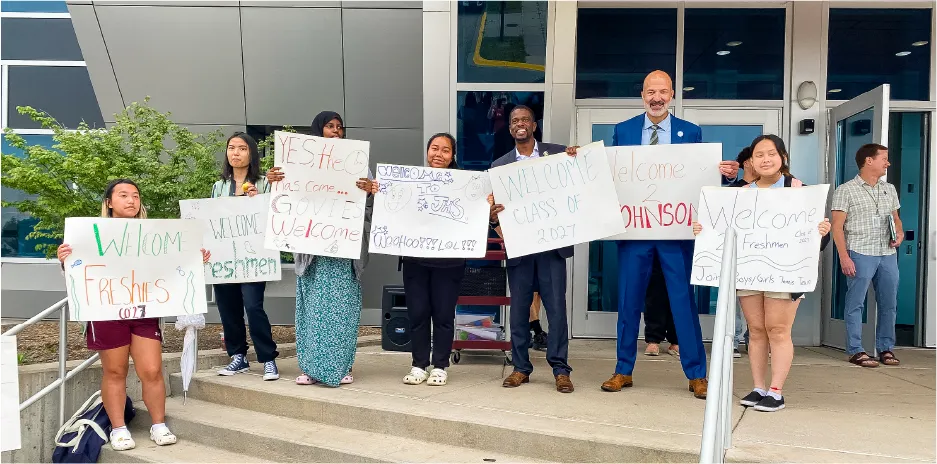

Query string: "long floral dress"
[[295, 256, 362, 387]]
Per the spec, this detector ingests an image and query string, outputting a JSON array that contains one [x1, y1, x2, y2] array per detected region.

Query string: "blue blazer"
[[611, 113, 702, 147]]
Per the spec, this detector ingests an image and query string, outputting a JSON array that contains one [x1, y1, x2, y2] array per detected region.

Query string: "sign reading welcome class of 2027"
[[63, 217, 208, 322], [370, 163, 492, 258], [691, 185, 831, 293], [488, 141, 626, 258], [180, 195, 281, 284], [265, 131, 370, 260], [606, 143, 723, 240]]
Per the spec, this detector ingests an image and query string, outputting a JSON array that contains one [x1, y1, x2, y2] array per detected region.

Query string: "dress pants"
[[507, 251, 572, 376], [616, 240, 706, 380], [643, 254, 678, 345]]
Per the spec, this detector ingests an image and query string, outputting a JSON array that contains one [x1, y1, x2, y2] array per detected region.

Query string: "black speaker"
[[381, 285, 411, 352]]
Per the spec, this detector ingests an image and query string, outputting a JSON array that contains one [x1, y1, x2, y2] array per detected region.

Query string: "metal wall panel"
[[66, 4, 125, 123]]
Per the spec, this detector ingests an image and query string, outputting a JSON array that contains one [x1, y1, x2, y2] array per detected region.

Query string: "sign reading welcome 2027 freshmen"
[[63, 218, 208, 322], [606, 143, 722, 240], [265, 131, 370, 260], [691, 185, 831, 293], [488, 141, 626, 258], [370, 164, 491, 258], [180, 195, 281, 284]]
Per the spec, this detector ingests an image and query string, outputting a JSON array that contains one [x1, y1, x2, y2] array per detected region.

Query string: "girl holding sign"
[[267, 111, 375, 387], [57, 179, 210, 451], [693, 135, 831, 412], [209, 132, 280, 381]]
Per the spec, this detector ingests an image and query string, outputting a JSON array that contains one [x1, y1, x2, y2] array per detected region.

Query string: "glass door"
[[570, 107, 780, 338], [823, 85, 890, 352]]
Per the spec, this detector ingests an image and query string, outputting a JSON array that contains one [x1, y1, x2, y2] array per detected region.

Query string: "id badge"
[[871, 216, 882, 228]]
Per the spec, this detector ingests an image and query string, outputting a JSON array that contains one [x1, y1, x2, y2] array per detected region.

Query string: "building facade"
[[2, 0, 934, 348]]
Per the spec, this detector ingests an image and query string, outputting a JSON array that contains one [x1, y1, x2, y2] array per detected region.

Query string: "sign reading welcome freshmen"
[[488, 141, 626, 258], [264, 131, 370, 260], [62, 217, 208, 321], [691, 185, 831, 293], [370, 164, 492, 258], [606, 143, 722, 240], [180, 195, 281, 284]]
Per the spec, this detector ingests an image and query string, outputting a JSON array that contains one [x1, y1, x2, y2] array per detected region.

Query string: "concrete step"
[[132, 396, 541, 463], [170, 370, 702, 463], [99, 438, 272, 463]]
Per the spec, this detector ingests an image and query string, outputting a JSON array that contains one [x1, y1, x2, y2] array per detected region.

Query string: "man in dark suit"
[[488, 105, 575, 393], [598, 70, 738, 399]]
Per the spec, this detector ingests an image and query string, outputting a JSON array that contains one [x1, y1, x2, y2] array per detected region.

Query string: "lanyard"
[[861, 181, 881, 216]]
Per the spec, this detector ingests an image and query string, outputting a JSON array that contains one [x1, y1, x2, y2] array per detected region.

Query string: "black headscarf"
[[310, 111, 344, 138]]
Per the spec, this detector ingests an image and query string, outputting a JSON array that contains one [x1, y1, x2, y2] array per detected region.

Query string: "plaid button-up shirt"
[[831, 175, 900, 256]]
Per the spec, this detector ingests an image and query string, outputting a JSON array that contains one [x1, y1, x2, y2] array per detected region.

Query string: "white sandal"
[[109, 429, 136, 451], [149, 426, 177, 446], [403, 367, 428, 385], [427, 368, 447, 386]]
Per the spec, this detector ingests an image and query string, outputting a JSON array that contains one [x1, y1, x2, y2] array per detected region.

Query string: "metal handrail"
[[700, 228, 738, 464], [2, 297, 99, 427]]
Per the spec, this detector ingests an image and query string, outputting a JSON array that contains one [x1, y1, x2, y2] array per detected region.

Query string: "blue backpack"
[[52, 391, 135, 463]]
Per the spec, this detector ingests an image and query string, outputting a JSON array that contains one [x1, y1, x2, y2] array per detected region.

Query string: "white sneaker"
[[149, 425, 177, 446], [109, 428, 135, 451]]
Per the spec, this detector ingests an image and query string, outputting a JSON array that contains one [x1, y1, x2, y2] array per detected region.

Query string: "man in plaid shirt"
[[831, 143, 904, 368]]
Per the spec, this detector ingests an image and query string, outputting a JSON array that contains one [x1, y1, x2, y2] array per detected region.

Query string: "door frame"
[[570, 106, 782, 339], [821, 84, 890, 352]]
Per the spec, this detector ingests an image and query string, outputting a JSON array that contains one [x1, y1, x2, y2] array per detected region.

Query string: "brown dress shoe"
[[502, 371, 530, 388], [601, 373, 633, 392], [555, 375, 574, 393], [689, 378, 708, 399]]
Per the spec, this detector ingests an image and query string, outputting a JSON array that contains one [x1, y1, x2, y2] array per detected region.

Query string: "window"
[[683, 9, 785, 100], [576, 9, 677, 99], [456, 91, 544, 171], [1, 18, 84, 61], [828, 8, 932, 101], [1, 135, 61, 258], [0, 1, 68, 13], [7, 66, 104, 129], [456, 1, 547, 84]]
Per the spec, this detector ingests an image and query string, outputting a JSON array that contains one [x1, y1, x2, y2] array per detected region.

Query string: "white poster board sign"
[[1, 336, 21, 452], [370, 164, 492, 258], [691, 185, 831, 293], [180, 195, 282, 284], [63, 217, 208, 321], [265, 131, 370, 259], [488, 141, 626, 258], [607, 143, 722, 240]]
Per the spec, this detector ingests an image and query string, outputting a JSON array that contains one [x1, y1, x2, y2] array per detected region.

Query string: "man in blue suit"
[[596, 70, 738, 399], [489, 105, 575, 394]]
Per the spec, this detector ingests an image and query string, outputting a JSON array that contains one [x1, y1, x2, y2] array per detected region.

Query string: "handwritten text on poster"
[[63, 218, 208, 321]]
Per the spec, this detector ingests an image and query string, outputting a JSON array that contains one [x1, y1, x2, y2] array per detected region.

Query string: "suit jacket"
[[612, 113, 735, 184], [490, 142, 575, 267]]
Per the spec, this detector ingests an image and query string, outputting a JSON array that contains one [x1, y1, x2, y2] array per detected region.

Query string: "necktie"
[[650, 125, 660, 145]]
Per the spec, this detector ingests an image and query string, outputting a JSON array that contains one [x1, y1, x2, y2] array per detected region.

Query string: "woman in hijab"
[[266, 111, 375, 387]]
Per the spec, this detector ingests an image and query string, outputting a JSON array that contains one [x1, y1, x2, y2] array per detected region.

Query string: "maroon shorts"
[[86, 318, 162, 351]]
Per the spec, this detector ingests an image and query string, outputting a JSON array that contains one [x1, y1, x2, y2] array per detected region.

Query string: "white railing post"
[[58, 306, 68, 427], [700, 228, 738, 464]]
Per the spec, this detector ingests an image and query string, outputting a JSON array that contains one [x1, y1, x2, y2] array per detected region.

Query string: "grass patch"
[[479, 36, 527, 63]]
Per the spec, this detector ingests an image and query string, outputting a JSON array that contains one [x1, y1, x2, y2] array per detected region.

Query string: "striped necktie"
[[650, 124, 660, 145]]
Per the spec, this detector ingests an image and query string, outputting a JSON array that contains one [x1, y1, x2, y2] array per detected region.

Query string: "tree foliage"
[[1, 98, 222, 258]]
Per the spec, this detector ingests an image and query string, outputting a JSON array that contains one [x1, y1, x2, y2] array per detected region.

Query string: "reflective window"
[[7, 66, 104, 129], [1, 18, 84, 61], [455, 91, 544, 171], [1, 135, 61, 258], [0, 1, 68, 13], [683, 9, 785, 100], [457, 1, 547, 84], [828, 8, 932, 101], [576, 8, 677, 99]]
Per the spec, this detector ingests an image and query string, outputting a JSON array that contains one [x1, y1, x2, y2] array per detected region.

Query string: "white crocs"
[[149, 425, 177, 446], [109, 428, 136, 451], [403, 367, 428, 385], [427, 368, 448, 386]]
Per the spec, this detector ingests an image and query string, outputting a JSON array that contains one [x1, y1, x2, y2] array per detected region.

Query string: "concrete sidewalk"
[[324, 340, 934, 462]]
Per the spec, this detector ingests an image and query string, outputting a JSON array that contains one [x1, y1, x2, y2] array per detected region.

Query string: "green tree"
[[1, 98, 222, 259]]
